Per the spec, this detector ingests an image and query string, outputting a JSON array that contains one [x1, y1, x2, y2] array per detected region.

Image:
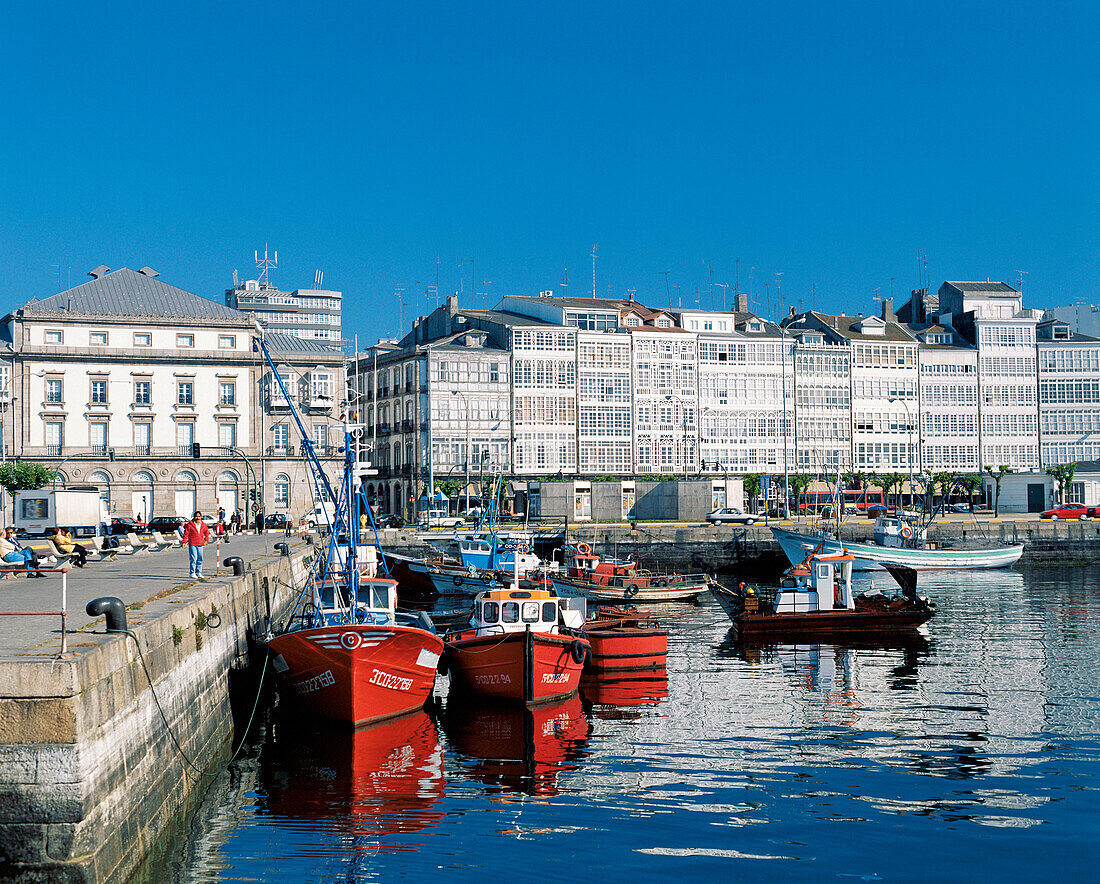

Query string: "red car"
[[1039, 504, 1088, 520]]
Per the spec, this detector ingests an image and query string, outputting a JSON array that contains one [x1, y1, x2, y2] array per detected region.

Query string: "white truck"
[[14, 489, 108, 537]]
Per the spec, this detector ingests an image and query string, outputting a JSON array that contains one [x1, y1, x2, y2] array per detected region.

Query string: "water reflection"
[[580, 670, 670, 717], [259, 709, 445, 843], [439, 693, 591, 796]]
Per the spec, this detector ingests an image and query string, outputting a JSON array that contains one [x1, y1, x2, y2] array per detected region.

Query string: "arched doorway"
[[132, 471, 155, 523], [216, 470, 240, 517], [88, 471, 112, 520], [174, 470, 197, 518]]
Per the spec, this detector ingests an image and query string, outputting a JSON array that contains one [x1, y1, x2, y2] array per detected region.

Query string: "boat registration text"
[[370, 668, 414, 692], [473, 673, 512, 685], [293, 670, 335, 694]]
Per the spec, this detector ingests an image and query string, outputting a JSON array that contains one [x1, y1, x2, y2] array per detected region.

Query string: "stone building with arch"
[[2, 266, 342, 522]]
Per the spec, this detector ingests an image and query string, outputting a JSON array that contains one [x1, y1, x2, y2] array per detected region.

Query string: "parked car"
[[1040, 503, 1088, 520], [376, 514, 405, 529], [109, 517, 145, 535], [705, 507, 757, 526], [264, 512, 292, 529], [1085, 506, 1100, 520], [147, 516, 186, 534], [423, 515, 464, 529], [946, 503, 971, 513]]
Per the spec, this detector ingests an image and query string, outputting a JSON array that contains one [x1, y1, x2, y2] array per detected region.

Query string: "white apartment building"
[[4, 266, 341, 521], [510, 325, 577, 475], [1037, 319, 1100, 465], [630, 327, 698, 475], [226, 265, 343, 345], [576, 331, 633, 474], [786, 315, 852, 472], [680, 308, 792, 474], [939, 282, 1039, 470], [911, 324, 981, 472]]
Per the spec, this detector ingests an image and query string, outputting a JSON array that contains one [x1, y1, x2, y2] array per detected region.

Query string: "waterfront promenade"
[[0, 533, 293, 660]]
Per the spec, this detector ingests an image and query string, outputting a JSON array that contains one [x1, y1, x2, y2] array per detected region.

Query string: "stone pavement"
[[0, 532, 307, 658]]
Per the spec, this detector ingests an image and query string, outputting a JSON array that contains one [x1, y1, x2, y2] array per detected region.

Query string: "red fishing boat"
[[443, 586, 590, 704], [580, 606, 668, 672], [255, 329, 443, 728], [549, 542, 709, 603]]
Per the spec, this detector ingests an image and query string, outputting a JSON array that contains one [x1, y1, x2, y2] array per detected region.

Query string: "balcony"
[[307, 394, 334, 412], [402, 419, 415, 432], [267, 445, 296, 458], [268, 393, 292, 411], [46, 445, 63, 456], [376, 422, 390, 435]]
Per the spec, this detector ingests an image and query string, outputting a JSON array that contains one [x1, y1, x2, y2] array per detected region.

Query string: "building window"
[[134, 333, 152, 347], [218, 423, 236, 448], [176, 334, 194, 348], [176, 422, 194, 454], [177, 382, 194, 405], [90, 380, 108, 405], [218, 335, 236, 349], [274, 474, 290, 506], [90, 331, 108, 346], [272, 424, 289, 450], [45, 379, 63, 404], [45, 330, 63, 344], [89, 422, 108, 454], [134, 422, 151, 456], [311, 372, 332, 400], [45, 421, 64, 455], [219, 382, 236, 406], [134, 380, 151, 405], [313, 424, 328, 451]]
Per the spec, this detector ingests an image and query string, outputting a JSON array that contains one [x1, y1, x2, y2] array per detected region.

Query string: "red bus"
[[798, 489, 885, 514]]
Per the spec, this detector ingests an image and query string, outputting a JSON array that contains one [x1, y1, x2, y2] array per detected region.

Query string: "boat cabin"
[[459, 532, 541, 573], [773, 554, 856, 613], [564, 543, 635, 585], [315, 574, 399, 626], [873, 516, 928, 549], [468, 588, 586, 636]]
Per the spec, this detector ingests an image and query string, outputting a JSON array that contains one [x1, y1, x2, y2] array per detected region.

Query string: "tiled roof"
[[18, 268, 244, 321], [943, 281, 1019, 295]]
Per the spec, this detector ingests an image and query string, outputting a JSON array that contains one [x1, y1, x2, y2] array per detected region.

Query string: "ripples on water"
[[163, 567, 1100, 882]]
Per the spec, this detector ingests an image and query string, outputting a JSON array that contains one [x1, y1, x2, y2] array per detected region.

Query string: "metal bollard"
[[223, 556, 245, 576], [86, 597, 128, 633]]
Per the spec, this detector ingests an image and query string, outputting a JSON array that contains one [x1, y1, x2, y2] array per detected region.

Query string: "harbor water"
[[158, 566, 1099, 882]]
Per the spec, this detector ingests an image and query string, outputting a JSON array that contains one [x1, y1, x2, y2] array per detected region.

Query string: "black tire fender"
[[570, 640, 587, 665]]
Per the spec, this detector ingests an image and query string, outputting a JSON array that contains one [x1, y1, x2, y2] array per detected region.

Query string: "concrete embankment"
[[402, 518, 1100, 576], [0, 538, 311, 883]]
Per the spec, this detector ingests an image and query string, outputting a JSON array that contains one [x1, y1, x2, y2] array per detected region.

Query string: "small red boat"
[[549, 542, 709, 603], [711, 551, 935, 639], [581, 606, 668, 672], [443, 586, 590, 704]]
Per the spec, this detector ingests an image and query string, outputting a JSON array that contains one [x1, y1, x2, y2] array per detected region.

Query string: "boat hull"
[[550, 573, 705, 603], [408, 559, 501, 596], [443, 629, 589, 704], [269, 624, 443, 727], [582, 619, 668, 672], [771, 526, 1024, 571], [732, 607, 934, 638]]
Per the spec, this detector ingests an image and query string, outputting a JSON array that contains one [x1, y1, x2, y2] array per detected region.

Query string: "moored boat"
[[442, 586, 590, 704], [580, 606, 668, 672], [711, 551, 935, 639], [772, 522, 1024, 572], [256, 329, 443, 728], [549, 542, 709, 603]]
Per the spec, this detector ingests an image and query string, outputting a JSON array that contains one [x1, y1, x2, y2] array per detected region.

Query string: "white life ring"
[[576, 542, 591, 555], [900, 526, 913, 539]]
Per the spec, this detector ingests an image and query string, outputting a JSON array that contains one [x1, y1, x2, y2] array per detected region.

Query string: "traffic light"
[[249, 489, 257, 503], [191, 442, 201, 459]]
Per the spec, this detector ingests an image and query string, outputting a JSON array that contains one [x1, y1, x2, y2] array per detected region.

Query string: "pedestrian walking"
[[230, 509, 242, 534], [182, 512, 211, 579], [0, 526, 40, 577]]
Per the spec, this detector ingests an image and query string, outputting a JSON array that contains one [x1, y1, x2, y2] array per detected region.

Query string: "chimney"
[[734, 292, 748, 313], [881, 297, 895, 322]]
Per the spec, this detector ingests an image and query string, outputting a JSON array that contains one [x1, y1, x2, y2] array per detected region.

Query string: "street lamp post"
[[889, 396, 915, 511], [778, 324, 792, 519], [665, 394, 689, 481], [451, 390, 470, 513]]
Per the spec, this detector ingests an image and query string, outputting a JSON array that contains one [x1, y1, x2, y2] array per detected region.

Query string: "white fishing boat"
[[772, 518, 1024, 572]]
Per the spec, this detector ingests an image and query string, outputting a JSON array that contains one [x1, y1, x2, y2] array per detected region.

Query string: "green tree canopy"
[[0, 461, 56, 500]]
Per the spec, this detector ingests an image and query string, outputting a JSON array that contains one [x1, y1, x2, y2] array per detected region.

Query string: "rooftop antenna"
[[774, 271, 783, 320], [657, 270, 671, 307], [255, 245, 277, 288], [232, 269, 240, 288], [51, 262, 61, 292], [733, 259, 740, 295], [705, 259, 714, 309], [561, 265, 569, 295], [591, 245, 598, 298], [395, 285, 406, 335], [314, 269, 323, 288], [435, 254, 441, 307], [1014, 269, 1028, 295]]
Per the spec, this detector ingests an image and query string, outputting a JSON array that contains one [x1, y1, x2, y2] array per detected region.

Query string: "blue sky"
[[1, 1, 1096, 343]]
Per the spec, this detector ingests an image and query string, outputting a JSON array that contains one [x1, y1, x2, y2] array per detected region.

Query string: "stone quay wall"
[[0, 548, 310, 884]]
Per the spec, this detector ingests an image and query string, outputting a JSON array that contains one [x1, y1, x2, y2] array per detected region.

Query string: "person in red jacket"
[[182, 511, 211, 579]]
